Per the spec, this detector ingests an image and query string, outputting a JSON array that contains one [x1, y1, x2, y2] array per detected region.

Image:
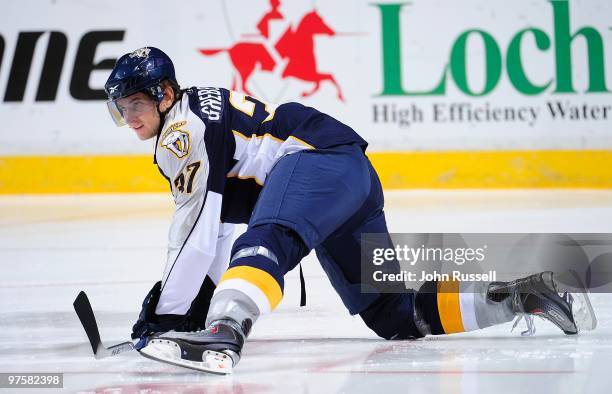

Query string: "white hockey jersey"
[[153, 87, 367, 315]]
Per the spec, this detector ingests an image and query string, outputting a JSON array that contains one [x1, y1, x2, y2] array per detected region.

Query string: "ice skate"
[[488, 271, 597, 335], [139, 320, 244, 374]]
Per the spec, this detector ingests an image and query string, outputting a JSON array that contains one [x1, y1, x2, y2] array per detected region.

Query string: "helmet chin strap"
[[152, 98, 178, 165], [153, 86, 181, 137], [155, 104, 167, 137]]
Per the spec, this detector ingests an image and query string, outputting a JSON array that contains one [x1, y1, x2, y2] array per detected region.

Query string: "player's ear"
[[159, 81, 175, 112]]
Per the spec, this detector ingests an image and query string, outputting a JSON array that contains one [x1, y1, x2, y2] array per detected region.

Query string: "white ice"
[[1, 190, 611, 393]]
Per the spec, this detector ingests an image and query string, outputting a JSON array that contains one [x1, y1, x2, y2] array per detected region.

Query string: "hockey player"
[[104, 47, 596, 374]]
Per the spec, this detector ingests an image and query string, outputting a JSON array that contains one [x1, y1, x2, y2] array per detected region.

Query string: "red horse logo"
[[199, 0, 345, 101]]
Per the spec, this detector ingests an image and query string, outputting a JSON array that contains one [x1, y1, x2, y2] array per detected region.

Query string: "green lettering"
[[507, 28, 552, 95], [450, 30, 502, 96], [373, 3, 446, 96], [375, 3, 408, 95], [551, 0, 609, 93]]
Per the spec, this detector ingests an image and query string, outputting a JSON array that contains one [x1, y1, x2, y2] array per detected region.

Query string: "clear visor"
[[106, 97, 157, 127]]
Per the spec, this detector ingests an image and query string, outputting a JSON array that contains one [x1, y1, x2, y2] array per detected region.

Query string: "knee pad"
[[359, 292, 423, 340], [216, 224, 309, 314], [230, 223, 309, 274]]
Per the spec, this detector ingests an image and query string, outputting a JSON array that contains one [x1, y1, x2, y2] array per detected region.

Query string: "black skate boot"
[[487, 271, 596, 336], [139, 319, 245, 374]]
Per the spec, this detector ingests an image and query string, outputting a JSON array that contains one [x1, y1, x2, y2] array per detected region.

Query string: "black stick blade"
[[73, 291, 102, 356]]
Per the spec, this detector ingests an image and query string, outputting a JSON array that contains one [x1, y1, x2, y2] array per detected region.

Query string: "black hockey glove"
[[131, 277, 216, 340]]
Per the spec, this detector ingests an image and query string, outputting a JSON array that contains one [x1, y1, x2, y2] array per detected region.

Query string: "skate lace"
[[511, 314, 536, 336], [509, 279, 538, 336]]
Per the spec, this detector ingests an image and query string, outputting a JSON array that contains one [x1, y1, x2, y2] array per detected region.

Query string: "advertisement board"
[[0, 0, 611, 191]]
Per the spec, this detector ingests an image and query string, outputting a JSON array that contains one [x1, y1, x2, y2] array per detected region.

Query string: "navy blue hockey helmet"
[[105, 47, 177, 126]]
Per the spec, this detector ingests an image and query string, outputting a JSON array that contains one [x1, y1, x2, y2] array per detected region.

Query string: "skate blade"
[[568, 271, 597, 331], [571, 291, 597, 331], [139, 339, 233, 375]]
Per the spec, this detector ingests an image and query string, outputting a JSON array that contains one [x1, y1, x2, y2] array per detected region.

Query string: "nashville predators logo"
[[129, 47, 151, 58], [161, 129, 190, 158]]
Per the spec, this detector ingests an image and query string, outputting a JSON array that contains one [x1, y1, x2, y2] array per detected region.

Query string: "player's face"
[[116, 93, 160, 140]]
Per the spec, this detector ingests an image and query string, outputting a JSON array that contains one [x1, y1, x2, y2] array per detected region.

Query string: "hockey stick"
[[73, 291, 137, 359]]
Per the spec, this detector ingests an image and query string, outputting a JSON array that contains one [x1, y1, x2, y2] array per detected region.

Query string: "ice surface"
[[1, 190, 611, 393]]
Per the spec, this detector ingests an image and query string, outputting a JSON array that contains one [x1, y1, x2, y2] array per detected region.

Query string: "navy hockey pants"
[[226, 143, 422, 339]]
